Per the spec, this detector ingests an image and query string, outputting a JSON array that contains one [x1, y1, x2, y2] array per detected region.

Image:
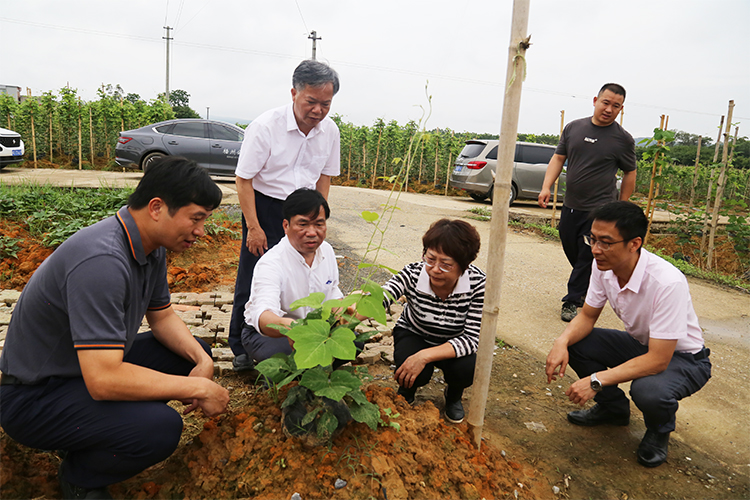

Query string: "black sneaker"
[[567, 403, 630, 427], [59, 464, 112, 499], [397, 386, 415, 405], [232, 353, 255, 372], [561, 301, 578, 322], [444, 387, 465, 424]]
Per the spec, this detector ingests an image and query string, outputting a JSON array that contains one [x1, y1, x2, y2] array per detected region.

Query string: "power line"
[[294, 0, 309, 33]]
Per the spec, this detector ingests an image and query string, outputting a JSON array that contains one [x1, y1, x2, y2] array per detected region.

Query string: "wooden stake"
[[89, 106, 95, 167], [417, 136, 425, 185], [362, 142, 367, 184], [550, 110, 564, 227], [444, 152, 452, 196], [347, 127, 353, 181], [644, 115, 666, 244], [700, 115, 727, 258], [78, 102, 83, 170], [467, 0, 530, 450], [372, 128, 382, 189], [687, 136, 702, 211], [433, 132, 440, 188], [27, 88, 38, 168], [653, 115, 669, 199], [707, 100, 735, 270]]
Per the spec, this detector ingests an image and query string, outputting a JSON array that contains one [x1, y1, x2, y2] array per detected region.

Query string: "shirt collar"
[[416, 263, 471, 297], [115, 206, 148, 265], [285, 103, 323, 138], [619, 248, 649, 293], [280, 235, 326, 268]]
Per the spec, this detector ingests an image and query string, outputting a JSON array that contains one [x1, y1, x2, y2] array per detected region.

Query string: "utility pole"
[[163, 26, 173, 101], [206, 107, 210, 120], [308, 30, 321, 60]]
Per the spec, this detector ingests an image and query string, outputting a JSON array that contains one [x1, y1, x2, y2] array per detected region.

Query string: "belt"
[[693, 347, 710, 360]]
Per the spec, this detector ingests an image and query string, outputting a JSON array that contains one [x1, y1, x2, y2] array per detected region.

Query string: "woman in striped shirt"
[[383, 219, 485, 424]]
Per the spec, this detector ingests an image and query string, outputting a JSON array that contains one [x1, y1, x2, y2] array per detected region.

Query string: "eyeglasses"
[[583, 234, 627, 251], [423, 255, 455, 273]]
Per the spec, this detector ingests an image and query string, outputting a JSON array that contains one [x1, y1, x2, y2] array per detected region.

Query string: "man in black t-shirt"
[[538, 83, 637, 322]]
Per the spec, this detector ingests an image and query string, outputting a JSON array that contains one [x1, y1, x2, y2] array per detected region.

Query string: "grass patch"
[[0, 182, 132, 247]]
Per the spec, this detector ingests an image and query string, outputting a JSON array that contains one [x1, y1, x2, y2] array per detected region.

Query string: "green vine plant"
[[254, 85, 434, 445]]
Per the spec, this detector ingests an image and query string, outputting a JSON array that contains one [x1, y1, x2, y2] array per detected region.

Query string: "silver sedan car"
[[115, 119, 245, 176], [449, 140, 565, 205]]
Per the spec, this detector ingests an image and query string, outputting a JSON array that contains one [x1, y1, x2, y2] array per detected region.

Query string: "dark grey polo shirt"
[[0, 207, 171, 383]]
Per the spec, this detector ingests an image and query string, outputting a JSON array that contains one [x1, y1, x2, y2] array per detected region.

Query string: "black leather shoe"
[[444, 387, 465, 424], [397, 386, 415, 405], [232, 353, 255, 372], [567, 403, 629, 426], [59, 464, 112, 499], [637, 429, 670, 468]]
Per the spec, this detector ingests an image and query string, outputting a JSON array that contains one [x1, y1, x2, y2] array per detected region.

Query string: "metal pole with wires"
[[163, 26, 173, 100], [308, 30, 321, 60]]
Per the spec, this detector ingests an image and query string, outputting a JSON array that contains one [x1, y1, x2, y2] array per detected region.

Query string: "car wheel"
[[141, 152, 166, 172], [469, 192, 487, 202], [509, 184, 517, 206]]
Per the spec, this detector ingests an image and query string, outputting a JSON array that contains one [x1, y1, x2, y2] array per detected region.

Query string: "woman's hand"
[[395, 352, 427, 388]]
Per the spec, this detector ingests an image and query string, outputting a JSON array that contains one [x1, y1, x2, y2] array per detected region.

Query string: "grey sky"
[[2, 0, 748, 140]]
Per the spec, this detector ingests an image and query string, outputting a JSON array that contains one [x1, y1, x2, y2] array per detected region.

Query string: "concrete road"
[[2, 167, 748, 467]]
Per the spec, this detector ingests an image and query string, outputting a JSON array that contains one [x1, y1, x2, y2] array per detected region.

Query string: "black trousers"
[[567, 328, 712, 433], [0, 332, 212, 489], [558, 206, 593, 306], [393, 326, 476, 392], [228, 191, 286, 355]]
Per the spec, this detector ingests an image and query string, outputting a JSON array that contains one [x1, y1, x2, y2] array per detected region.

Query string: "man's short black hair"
[[128, 156, 222, 213], [598, 83, 626, 100], [283, 188, 330, 221], [590, 201, 647, 248]]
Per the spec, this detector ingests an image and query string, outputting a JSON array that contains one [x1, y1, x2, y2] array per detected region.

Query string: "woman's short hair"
[[422, 219, 481, 273]]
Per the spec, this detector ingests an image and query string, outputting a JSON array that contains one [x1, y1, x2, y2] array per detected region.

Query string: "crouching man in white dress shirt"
[[240, 188, 343, 361]]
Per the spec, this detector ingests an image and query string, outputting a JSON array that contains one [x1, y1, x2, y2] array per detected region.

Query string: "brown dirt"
[[1, 214, 749, 499]]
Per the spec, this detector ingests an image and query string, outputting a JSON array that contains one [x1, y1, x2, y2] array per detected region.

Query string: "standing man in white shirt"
[[545, 201, 711, 468], [241, 188, 343, 362], [229, 60, 341, 370]]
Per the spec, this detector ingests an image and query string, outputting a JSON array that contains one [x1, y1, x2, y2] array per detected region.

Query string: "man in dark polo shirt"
[[538, 83, 637, 322], [0, 157, 230, 499]]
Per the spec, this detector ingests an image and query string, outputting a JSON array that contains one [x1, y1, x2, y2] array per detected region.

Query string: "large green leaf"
[[302, 406, 323, 427], [327, 326, 357, 360], [356, 293, 387, 325], [300, 368, 362, 401], [360, 210, 379, 222], [290, 320, 335, 368], [255, 355, 292, 383], [348, 398, 380, 430], [289, 292, 326, 311]]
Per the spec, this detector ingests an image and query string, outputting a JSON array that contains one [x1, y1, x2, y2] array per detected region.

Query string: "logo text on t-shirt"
[[584, 137, 598, 143]]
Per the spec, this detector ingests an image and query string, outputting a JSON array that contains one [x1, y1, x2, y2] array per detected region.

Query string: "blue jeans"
[[567, 328, 712, 433], [0, 332, 211, 489]]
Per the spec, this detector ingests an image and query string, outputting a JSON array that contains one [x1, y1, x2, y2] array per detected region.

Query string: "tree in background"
[[168, 90, 200, 119]]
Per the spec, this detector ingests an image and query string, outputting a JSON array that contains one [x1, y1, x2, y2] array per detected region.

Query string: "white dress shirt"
[[585, 248, 704, 353], [234, 104, 340, 200], [243, 236, 343, 333]]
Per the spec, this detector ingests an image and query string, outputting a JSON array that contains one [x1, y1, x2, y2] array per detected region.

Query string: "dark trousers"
[[0, 332, 211, 489], [558, 206, 593, 306], [228, 191, 286, 355], [567, 328, 712, 433], [393, 326, 476, 392]]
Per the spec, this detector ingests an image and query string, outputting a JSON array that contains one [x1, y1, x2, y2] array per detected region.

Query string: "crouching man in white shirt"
[[241, 188, 343, 361], [545, 201, 711, 468]]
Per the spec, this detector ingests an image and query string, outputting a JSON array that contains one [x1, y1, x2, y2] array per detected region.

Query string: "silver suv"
[[449, 140, 565, 204]]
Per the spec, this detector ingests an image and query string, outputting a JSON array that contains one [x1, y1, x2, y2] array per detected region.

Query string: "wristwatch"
[[590, 372, 603, 392]]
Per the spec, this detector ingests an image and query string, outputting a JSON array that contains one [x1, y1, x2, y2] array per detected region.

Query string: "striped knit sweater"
[[382, 262, 486, 357]]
